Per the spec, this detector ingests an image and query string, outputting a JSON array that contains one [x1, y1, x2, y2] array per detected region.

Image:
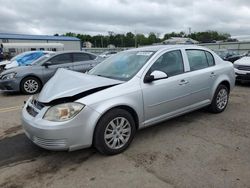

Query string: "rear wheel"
[[208, 84, 229, 113], [94, 109, 136, 155], [20, 77, 42, 94]]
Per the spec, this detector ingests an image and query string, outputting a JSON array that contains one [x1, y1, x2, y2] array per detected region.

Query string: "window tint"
[[50, 53, 72, 65], [205, 51, 215, 66], [186, 50, 209, 71], [150, 50, 184, 77], [73, 53, 92, 62], [89, 54, 97, 60]]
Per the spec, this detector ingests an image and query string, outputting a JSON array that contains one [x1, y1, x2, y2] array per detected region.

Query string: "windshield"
[[32, 53, 54, 65], [10, 51, 32, 62], [89, 50, 154, 81]]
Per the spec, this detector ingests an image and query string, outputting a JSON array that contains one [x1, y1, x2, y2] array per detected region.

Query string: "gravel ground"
[[0, 84, 250, 188]]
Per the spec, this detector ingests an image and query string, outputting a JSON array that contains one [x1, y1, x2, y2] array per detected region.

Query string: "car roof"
[[53, 50, 96, 56], [128, 45, 207, 52]]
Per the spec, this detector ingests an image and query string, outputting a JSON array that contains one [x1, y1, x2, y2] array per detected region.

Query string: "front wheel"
[[208, 85, 229, 113], [94, 109, 136, 155], [20, 77, 42, 94]]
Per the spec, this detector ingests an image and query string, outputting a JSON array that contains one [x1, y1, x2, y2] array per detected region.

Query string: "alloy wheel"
[[216, 88, 228, 110], [24, 79, 39, 93], [104, 117, 131, 149]]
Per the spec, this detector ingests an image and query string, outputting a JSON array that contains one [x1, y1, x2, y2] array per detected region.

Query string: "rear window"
[[186, 50, 214, 71], [50, 53, 72, 64], [73, 53, 91, 62], [205, 51, 215, 66]]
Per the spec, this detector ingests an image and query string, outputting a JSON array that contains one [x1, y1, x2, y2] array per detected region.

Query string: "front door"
[[141, 50, 192, 126], [42, 53, 73, 83]]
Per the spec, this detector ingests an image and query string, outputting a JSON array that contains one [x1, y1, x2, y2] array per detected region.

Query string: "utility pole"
[[188, 27, 192, 35], [135, 30, 137, 48], [101, 36, 103, 48]]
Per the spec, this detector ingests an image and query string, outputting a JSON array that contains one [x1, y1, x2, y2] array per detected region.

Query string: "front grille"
[[32, 100, 45, 110], [32, 136, 67, 149], [238, 65, 250, 71], [26, 105, 38, 117]]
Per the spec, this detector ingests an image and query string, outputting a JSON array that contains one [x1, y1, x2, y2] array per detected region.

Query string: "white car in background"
[[99, 51, 117, 58], [234, 56, 250, 82]]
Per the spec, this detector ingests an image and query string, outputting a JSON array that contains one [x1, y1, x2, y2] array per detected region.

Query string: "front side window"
[[186, 50, 213, 71], [49, 53, 72, 65], [150, 50, 184, 77]]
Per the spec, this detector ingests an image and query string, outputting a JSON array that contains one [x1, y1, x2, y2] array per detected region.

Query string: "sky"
[[0, 0, 250, 37]]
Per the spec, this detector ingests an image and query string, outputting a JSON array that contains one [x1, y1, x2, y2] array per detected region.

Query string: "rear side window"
[[50, 53, 72, 65], [186, 50, 210, 71], [205, 51, 215, 66], [150, 50, 184, 77], [73, 53, 92, 62]]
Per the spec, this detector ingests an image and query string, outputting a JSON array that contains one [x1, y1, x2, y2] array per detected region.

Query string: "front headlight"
[[1, 72, 16, 80], [43, 102, 85, 122]]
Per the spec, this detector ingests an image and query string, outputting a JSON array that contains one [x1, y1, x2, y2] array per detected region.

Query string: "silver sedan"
[[22, 45, 235, 155]]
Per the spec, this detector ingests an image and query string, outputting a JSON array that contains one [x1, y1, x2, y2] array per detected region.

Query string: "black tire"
[[94, 108, 136, 155], [208, 84, 229, 113], [20, 77, 42, 94]]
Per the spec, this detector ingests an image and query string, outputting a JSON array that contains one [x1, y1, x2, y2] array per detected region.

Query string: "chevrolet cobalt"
[[22, 45, 235, 155]]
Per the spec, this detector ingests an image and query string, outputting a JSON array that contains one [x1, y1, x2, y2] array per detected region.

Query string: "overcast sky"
[[0, 0, 250, 37]]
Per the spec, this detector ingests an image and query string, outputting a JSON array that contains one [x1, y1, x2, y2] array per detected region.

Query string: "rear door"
[[42, 53, 73, 82], [184, 49, 217, 105], [72, 52, 97, 73]]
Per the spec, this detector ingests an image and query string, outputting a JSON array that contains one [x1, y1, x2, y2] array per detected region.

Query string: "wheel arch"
[[96, 105, 139, 130], [211, 74, 232, 100], [92, 104, 140, 145]]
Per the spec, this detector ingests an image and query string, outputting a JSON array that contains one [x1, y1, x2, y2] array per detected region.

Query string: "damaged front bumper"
[[21, 97, 101, 151]]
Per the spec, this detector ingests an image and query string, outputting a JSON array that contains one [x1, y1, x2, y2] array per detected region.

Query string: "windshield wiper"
[[96, 74, 117, 80]]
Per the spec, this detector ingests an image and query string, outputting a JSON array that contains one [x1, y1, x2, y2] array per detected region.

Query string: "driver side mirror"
[[144, 70, 168, 83], [43, 61, 52, 68]]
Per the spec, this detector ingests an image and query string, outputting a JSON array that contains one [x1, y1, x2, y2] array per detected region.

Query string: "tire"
[[208, 84, 229, 113], [20, 77, 42, 94], [94, 109, 136, 155]]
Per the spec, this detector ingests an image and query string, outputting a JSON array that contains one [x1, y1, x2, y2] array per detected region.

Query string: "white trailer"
[[0, 43, 64, 57]]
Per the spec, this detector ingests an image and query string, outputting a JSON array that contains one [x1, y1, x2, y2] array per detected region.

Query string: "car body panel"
[[38, 68, 124, 103]]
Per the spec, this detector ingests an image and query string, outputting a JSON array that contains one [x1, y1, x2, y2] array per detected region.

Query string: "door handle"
[[179, 79, 189, 85], [210, 72, 216, 78]]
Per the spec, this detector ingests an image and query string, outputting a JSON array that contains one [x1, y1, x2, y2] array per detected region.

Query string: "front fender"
[[89, 91, 144, 128]]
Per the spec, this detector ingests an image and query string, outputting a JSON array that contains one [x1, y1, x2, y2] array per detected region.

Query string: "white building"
[[82, 41, 93, 48], [0, 33, 81, 54]]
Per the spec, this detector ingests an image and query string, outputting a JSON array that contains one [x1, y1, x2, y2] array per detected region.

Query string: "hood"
[[0, 60, 10, 66], [234, 56, 250, 66], [0, 65, 32, 76], [38, 68, 124, 103], [5, 61, 18, 69]]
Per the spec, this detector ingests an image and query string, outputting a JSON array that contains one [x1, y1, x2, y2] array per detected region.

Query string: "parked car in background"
[[234, 56, 250, 82], [0, 51, 55, 72], [22, 45, 235, 155], [99, 51, 117, 58], [0, 51, 4, 62], [214, 49, 244, 63], [0, 51, 102, 94]]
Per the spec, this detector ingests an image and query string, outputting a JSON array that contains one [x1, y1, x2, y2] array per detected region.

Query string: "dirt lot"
[[0, 85, 250, 188]]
